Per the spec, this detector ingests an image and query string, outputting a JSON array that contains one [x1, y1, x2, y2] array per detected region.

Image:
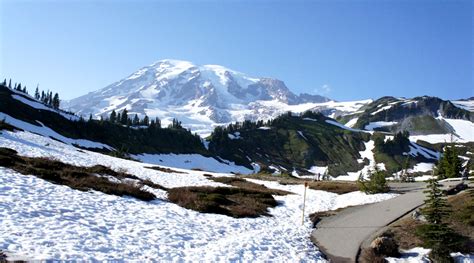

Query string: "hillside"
[[208, 111, 439, 177], [337, 96, 474, 143], [0, 84, 207, 155]]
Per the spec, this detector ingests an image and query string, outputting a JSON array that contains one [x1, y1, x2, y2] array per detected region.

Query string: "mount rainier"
[[66, 59, 369, 135]]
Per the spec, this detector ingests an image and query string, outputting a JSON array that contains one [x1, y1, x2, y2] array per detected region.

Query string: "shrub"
[[0, 147, 157, 201], [167, 186, 278, 218], [357, 167, 389, 194]]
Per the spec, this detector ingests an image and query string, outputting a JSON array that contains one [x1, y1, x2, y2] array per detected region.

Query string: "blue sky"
[[1, 0, 472, 101]]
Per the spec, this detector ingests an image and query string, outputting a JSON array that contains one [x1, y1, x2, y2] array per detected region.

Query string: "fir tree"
[[2, 78, 5, 86], [437, 146, 462, 179], [416, 179, 463, 262], [155, 117, 161, 128], [109, 110, 117, 123], [143, 115, 149, 126], [48, 91, 53, 106], [34, 86, 40, 100], [8, 79, 11, 89], [120, 109, 128, 125], [422, 179, 451, 224], [357, 166, 389, 194], [89, 113, 93, 122], [52, 93, 60, 109], [16, 83, 22, 91], [116, 113, 121, 124], [132, 114, 140, 126], [41, 91, 45, 102]]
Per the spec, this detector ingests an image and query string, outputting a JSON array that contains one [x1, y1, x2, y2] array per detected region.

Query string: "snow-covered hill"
[[339, 96, 474, 143], [0, 128, 396, 261], [65, 59, 370, 136]]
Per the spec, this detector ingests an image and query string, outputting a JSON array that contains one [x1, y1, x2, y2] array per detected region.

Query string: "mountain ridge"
[[65, 59, 333, 135]]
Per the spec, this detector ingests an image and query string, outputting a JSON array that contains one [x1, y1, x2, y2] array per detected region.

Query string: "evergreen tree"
[[437, 146, 462, 179], [89, 113, 93, 122], [143, 115, 149, 126], [34, 86, 40, 100], [155, 117, 161, 128], [49, 91, 53, 106], [41, 91, 45, 102], [16, 83, 21, 91], [416, 179, 463, 262], [169, 118, 182, 129], [357, 166, 389, 194], [132, 114, 140, 126], [422, 179, 451, 224], [52, 93, 60, 109], [109, 110, 117, 123], [22, 86, 27, 93], [2, 78, 6, 86], [120, 109, 128, 125], [8, 79, 11, 89], [116, 113, 121, 124]]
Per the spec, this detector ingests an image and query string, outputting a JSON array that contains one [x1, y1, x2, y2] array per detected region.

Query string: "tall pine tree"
[[109, 110, 117, 123], [120, 109, 128, 125], [436, 146, 462, 179], [34, 86, 40, 100], [416, 179, 463, 262], [52, 93, 60, 109]]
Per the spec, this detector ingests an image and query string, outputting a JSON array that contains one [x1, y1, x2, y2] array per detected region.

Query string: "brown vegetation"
[[210, 176, 292, 195], [145, 166, 187, 174], [167, 186, 279, 218], [307, 181, 359, 194], [245, 173, 358, 194], [0, 147, 158, 201]]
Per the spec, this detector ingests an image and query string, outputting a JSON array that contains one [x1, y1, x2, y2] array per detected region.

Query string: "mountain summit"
[[66, 59, 332, 135]]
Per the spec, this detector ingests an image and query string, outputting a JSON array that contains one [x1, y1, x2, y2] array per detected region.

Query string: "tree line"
[[3, 78, 60, 110], [99, 108, 183, 129]]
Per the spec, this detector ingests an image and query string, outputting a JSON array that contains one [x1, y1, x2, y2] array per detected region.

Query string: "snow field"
[[0, 130, 398, 261]]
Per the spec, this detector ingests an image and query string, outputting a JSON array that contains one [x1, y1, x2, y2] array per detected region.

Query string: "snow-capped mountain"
[[66, 59, 366, 135]]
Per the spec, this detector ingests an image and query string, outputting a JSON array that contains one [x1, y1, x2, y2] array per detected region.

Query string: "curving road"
[[310, 183, 427, 262]]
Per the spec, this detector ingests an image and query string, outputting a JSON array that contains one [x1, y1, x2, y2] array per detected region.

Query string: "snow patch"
[[364, 121, 397, 131], [133, 153, 253, 174]]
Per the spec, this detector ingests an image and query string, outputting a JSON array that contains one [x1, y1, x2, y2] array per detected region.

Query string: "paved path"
[[311, 181, 468, 262], [311, 183, 427, 262]]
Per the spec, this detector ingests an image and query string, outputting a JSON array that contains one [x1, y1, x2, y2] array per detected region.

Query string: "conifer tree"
[[143, 115, 149, 126], [16, 83, 21, 91], [41, 91, 45, 102], [89, 113, 93, 122], [2, 78, 5, 86], [52, 93, 60, 109], [34, 86, 40, 100], [133, 114, 140, 126], [357, 166, 389, 194], [109, 110, 117, 123], [8, 79, 11, 89], [437, 146, 462, 179], [416, 179, 463, 262], [155, 117, 161, 128], [120, 109, 128, 125]]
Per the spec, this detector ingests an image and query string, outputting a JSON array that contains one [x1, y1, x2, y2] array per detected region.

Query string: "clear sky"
[[1, 0, 472, 101]]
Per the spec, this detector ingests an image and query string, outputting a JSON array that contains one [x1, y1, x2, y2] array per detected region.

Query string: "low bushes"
[[0, 147, 158, 201], [210, 176, 292, 195], [168, 186, 278, 218]]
